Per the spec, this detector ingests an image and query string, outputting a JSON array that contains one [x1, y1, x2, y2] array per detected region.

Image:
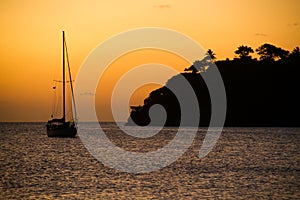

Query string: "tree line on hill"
[[126, 43, 300, 127]]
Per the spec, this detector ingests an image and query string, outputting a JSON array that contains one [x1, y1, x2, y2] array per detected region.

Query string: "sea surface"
[[0, 122, 299, 199]]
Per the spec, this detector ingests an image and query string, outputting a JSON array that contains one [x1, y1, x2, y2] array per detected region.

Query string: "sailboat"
[[46, 31, 77, 137]]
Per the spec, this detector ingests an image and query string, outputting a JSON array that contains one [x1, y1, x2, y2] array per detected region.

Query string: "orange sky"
[[0, 0, 299, 122]]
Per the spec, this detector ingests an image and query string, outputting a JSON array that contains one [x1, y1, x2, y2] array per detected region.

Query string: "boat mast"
[[64, 36, 77, 125], [62, 31, 66, 122]]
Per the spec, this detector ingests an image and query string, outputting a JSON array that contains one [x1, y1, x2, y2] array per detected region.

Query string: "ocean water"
[[0, 122, 299, 199]]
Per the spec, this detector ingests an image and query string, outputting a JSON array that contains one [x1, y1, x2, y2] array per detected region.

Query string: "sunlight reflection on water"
[[1, 122, 299, 199]]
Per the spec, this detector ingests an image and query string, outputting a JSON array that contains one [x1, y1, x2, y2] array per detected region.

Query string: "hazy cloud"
[[287, 21, 299, 28], [154, 4, 171, 9], [255, 33, 267, 37]]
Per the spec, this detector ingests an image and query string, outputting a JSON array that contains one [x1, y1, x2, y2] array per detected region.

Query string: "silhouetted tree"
[[256, 43, 275, 61], [291, 46, 300, 54], [289, 47, 300, 62], [193, 59, 209, 72], [256, 43, 289, 61], [184, 65, 198, 74], [184, 49, 215, 73], [207, 49, 216, 60], [234, 45, 254, 60], [277, 48, 289, 60]]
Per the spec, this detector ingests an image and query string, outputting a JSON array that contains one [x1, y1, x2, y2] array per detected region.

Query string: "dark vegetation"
[[127, 44, 300, 127]]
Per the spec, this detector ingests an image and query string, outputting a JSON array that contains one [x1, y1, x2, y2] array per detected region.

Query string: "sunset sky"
[[0, 0, 299, 122]]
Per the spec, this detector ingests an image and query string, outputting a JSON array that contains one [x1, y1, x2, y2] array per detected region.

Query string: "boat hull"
[[46, 121, 77, 137], [47, 127, 77, 137]]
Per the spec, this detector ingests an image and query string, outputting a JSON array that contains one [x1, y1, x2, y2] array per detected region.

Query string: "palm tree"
[[207, 49, 216, 60]]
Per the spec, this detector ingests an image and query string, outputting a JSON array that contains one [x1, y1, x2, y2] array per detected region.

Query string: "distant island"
[[126, 44, 300, 127]]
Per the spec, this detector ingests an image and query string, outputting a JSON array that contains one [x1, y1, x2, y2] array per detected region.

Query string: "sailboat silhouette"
[[46, 31, 77, 137]]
